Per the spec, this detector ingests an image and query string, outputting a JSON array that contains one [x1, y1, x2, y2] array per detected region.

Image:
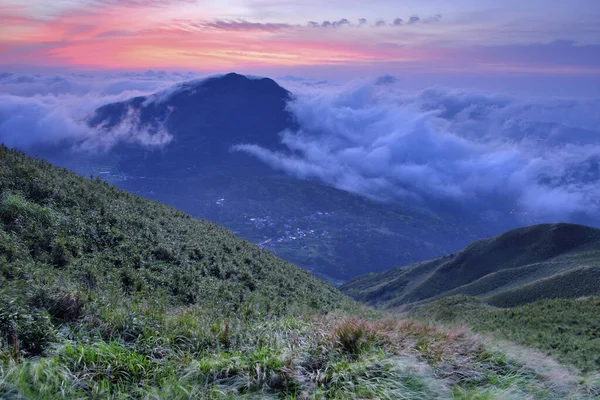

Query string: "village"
[[243, 212, 334, 250]]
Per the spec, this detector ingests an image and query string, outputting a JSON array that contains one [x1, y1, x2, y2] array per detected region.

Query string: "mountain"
[[1, 146, 598, 398], [0, 144, 349, 318], [341, 223, 600, 308], [89, 72, 294, 174], [74, 73, 507, 282]]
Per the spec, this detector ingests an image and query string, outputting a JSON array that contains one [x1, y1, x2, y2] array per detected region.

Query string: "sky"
[[1, 0, 600, 88], [1, 0, 600, 225]]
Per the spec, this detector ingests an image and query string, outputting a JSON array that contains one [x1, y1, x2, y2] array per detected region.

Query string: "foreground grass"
[[1, 306, 598, 399], [1, 145, 598, 398]]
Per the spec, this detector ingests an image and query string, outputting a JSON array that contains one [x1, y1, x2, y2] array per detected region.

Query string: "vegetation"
[[0, 145, 348, 314], [2, 308, 597, 399], [341, 223, 600, 308], [411, 296, 600, 373], [1, 145, 598, 398]]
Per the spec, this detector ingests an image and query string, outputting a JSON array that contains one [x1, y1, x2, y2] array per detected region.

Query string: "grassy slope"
[[410, 296, 600, 373], [0, 146, 597, 398], [341, 224, 600, 308], [0, 146, 348, 314]]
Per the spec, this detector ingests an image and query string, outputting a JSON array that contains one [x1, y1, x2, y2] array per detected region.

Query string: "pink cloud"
[[1, 1, 598, 76]]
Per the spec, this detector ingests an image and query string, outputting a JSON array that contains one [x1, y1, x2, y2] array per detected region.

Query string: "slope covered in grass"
[[0, 145, 352, 358], [411, 296, 600, 373], [0, 145, 348, 315], [341, 224, 600, 308], [1, 146, 598, 398]]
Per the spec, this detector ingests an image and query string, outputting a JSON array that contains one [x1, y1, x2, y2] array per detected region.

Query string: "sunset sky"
[[1, 0, 600, 81]]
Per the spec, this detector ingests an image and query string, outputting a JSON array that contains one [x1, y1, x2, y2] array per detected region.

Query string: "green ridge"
[[341, 223, 600, 308]]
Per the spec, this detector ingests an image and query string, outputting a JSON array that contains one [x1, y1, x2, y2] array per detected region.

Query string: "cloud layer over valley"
[[1, 71, 598, 226], [235, 78, 600, 223]]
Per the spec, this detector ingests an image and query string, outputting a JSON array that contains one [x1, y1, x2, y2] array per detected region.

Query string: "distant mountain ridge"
[[79, 72, 503, 282], [341, 223, 600, 308]]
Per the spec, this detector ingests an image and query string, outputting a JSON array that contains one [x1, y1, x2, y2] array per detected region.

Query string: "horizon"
[[1, 1, 600, 237], [1, 1, 600, 95]]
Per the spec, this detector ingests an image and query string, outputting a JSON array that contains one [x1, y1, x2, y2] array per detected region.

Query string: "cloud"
[[91, 0, 196, 8], [4, 72, 598, 225], [423, 14, 442, 24], [375, 75, 397, 85], [0, 71, 195, 97], [276, 76, 331, 89], [308, 19, 352, 28], [199, 19, 293, 32], [332, 19, 350, 28], [306, 16, 441, 29], [0, 73, 181, 152], [234, 78, 600, 223], [453, 40, 600, 71], [0, 93, 173, 151]]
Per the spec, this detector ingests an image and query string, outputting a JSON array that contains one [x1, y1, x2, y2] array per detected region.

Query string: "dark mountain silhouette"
[[89, 73, 296, 175]]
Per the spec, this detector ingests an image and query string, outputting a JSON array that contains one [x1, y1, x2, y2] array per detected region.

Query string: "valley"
[[57, 154, 509, 283]]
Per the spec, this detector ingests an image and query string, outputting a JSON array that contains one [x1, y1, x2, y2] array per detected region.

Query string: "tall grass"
[[3, 311, 596, 399]]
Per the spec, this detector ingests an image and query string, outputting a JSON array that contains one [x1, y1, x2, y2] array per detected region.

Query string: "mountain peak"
[[167, 72, 289, 100], [88, 72, 296, 175]]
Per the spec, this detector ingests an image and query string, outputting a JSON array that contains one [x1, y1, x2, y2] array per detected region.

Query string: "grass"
[[3, 312, 596, 399], [341, 224, 600, 308], [1, 145, 599, 398], [411, 296, 600, 373]]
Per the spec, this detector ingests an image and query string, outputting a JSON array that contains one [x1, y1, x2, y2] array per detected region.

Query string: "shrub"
[[330, 318, 379, 357], [0, 193, 53, 228], [57, 341, 159, 386], [152, 244, 176, 262], [30, 289, 85, 322]]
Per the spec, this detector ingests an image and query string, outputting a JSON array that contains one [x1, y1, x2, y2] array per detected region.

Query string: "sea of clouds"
[[0, 71, 192, 150], [1, 71, 599, 224], [237, 76, 600, 223]]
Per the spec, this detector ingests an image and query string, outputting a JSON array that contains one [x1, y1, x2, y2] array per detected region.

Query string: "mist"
[[1, 71, 598, 225], [235, 77, 600, 224], [0, 71, 192, 151]]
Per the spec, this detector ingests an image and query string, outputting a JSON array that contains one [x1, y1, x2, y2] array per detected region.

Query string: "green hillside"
[[0, 146, 348, 316], [341, 223, 600, 308], [410, 296, 600, 372], [1, 145, 598, 398]]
